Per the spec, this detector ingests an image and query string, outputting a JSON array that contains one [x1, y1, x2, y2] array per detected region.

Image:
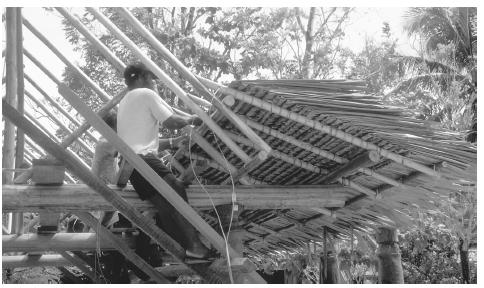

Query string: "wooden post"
[[3, 7, 18, 185], [320, 229, 339, 284], [375, 226, 404, 284], [14, 7, 25, 176]]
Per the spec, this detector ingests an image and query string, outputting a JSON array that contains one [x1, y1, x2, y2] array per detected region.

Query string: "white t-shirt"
[[118, 88, 174, 155]]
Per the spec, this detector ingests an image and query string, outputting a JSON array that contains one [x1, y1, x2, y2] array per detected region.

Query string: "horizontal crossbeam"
[[2, 184, 352, 212]]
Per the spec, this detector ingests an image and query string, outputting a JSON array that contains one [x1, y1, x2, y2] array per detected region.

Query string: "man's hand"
[[189, 115, 203, 126], [172, 135, 188, 147]]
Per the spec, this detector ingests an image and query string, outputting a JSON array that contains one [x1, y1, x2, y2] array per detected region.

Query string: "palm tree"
[[387, 7, 476, 142], [393, 8, 477, 283]]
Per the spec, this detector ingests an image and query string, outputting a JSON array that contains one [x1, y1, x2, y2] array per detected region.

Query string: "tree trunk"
[[299, 7, 316, 79], [459, 238, 470, 284], [375, 226, 404, 284]]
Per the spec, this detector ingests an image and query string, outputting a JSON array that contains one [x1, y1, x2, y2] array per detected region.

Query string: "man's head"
[[123, 62, 157, 90]]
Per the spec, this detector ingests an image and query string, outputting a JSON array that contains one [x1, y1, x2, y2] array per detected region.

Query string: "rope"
[[187, 91, 236, 283]]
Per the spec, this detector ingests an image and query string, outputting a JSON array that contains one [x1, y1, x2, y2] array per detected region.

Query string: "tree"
[[385, 8, 477, 282], [389, 7, 476, 140], [399, 208, 476, 284]]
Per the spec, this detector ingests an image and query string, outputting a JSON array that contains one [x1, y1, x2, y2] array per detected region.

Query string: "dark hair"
[[123, 62, 157, 87], [104, 111, 117, 131]]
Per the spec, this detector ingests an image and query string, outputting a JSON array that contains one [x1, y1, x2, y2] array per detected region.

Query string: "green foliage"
[[399, 213, 464, 283], [338, 248, 377, 283]]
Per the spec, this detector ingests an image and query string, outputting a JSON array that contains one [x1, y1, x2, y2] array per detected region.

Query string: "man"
[[118, 62, 209, 259]]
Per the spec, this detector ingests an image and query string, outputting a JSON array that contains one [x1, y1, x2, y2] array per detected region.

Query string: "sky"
[[2, 6, 420, 136], [1, 2, 480, 149]]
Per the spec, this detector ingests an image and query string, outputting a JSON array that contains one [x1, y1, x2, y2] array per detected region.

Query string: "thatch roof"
[[177, 79, 476, 258]]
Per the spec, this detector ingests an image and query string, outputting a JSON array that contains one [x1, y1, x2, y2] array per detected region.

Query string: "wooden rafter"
[[198, 77, 442, 179]]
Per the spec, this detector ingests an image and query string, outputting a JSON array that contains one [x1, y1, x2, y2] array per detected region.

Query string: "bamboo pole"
[[87, 7, 252, 165], [22, 17, 111, 102], [24, 73, 97, 142], [25, 90, 94, 156], [55, 87, 266, 283], [358, 167, 404, 188], [23, 48, 60, 85], [25, 112, 91, 171], [55, 7, 126, 73], [338, 178, 377, 198], [198, 77, 442, 179], [225, 130, 328, 174], [3, 8, 18, 185], [2, 233, 127, 252], [2, 183, 351, 212], [178, 151, 264, 185], [15, 7, 25, 178], [187, 128, 253, 185], [318, 152, 376, 184], [239, 115, 348, 164], [3, 99, 257, 283], [3, 254, 70, 269], [75, 212, 170, 283], [54, 8, 211, 109], [115, 7, 271, 155]]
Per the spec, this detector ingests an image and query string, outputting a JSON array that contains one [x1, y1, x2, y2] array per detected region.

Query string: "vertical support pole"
[[320, 227, 339, 284], [15, 7, 25, 175], [13, 14, 25, 228], [3, 7, 18, 185], [375, 226, 404, 284]]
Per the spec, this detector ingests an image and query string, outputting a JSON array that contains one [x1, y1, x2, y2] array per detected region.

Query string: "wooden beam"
[[2, 233, 134, 252], [225, 131, 328, 175], [24, 73, 97, 142], [14, 7, 25, 177], [338, 178, 377, 198], [187, 128, 253, 185], [198, 77, 442, 179], [25, 90, 94, 156], [75, 212, 170, 283], [239, 115, 348, 164], [23, 16, 111, 102], [317, 152, 377, 184], [25, 112, 91, 171], [3, 7, 18, 185], [3, 254, 70, 268], [358, 167, 404, 188], [220, 150, 266, 185], [88, 8, 252, 166], [2, 184, 350, 211], [343, 162, 445, 209], [55, 7, 126, 73]]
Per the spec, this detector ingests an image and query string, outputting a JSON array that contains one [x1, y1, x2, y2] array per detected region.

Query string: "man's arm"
[[162, 114, 202, 130], [158, 135, 187, 151]]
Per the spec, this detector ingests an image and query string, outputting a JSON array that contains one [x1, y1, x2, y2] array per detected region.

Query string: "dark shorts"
[[129, 153, 187, 201]]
